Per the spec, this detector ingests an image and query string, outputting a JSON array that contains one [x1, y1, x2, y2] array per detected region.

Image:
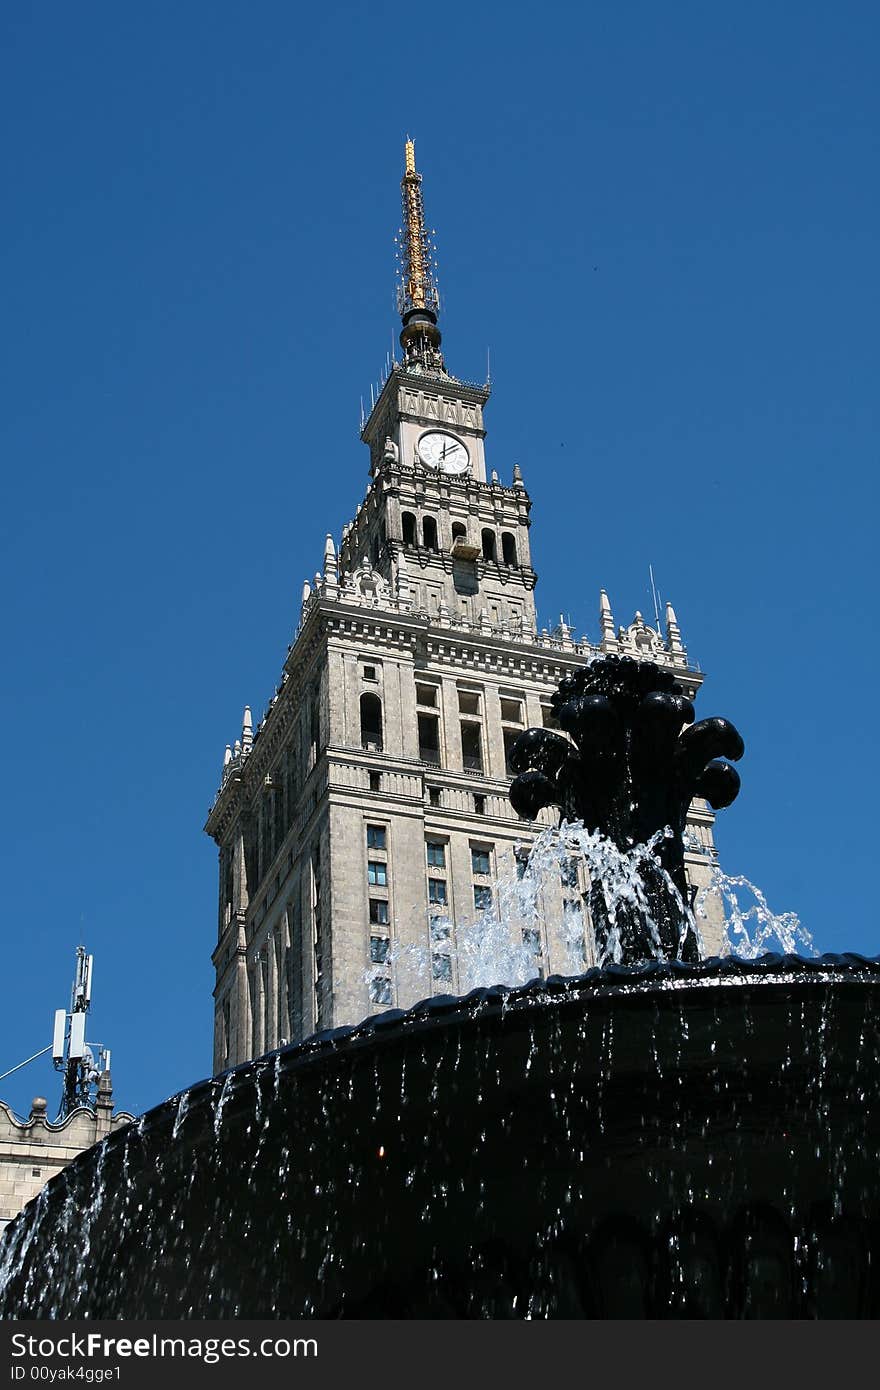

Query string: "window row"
[[360, 684, 531, 775], [401, 512, 519, 565], [425, 841, 492, 875]]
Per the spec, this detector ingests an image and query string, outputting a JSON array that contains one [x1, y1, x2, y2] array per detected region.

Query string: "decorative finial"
[[323, 534, 338, 595], [512, 463, 524, 488], [665, 600, 684, 655], [397, 139, 445, 374], [396, 548, 410, 601], [242, 706, 253, 753], [223, 744, 232, 767], [599, 588, 616, 645]]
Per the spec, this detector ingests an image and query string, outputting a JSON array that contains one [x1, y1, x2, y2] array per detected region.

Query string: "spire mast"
[[396, 138, 445, 374]]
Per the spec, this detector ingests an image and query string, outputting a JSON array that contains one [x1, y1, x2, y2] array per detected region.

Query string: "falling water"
[[370, 820, 810, 1004]]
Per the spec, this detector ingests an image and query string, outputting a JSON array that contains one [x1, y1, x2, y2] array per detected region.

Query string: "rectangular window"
[[461, 722, 482, 772], [471, 848, 491, 875], [369, 899, 390, 925], [515, 849, 529, 880], [474, 794, 486, 815], [426, 841, 446, 869], [474, 885, 493, 912], [432, 953, 453, 982], [500, 698, 523, 724], [561, 859, 579, 889], [458, 690, 480, 716], [310, 696, 320, 753], [416, 683, 438, 707], [541, 704, 559, 730], [368, 861, 388, 887], [428, 878, 448, 905], [430, 916, 451, 942], [363, 665, 377, 681], [370, 935, 390, 964], [418, 713, 441, 765], [523, 927, 542, 956], [429, 787, 442, 807], [369, 771, 381, 791], [503, 728, 521, 775], [366, 824, 387, 850], [369, 976, 392, 1005]]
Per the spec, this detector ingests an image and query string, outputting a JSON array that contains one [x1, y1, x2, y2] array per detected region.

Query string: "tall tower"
[[205, 142, 724, 1072]]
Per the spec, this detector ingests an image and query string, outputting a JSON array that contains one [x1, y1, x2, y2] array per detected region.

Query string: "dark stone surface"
[[2, 955, 879, 1319], [509, 656, 744, 963]]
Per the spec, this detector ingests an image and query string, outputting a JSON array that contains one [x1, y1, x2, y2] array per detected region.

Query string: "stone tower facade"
[[205, 143, 724, 1073]]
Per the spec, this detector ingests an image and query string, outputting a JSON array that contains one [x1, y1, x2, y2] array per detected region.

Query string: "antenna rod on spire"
[[649, 565, 662, 629], [396, 138, 445, 374], [398, 139, 438, 317]]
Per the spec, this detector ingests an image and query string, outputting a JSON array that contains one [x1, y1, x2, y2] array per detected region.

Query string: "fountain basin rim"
[[68, 951, 880, 1159], [4, 949, 879, 1258]]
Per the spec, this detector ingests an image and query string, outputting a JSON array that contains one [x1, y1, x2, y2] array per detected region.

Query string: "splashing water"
[[712, 874, 813, 957], [366, 820, 812, 1002], [687, 833, 815, 958]]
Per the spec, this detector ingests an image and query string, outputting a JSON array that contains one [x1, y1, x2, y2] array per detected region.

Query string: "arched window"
[[481, 529, 497, 562], [402, 512, 417, 546], [501, 531, 517, 566], [423, 516, 439, 550], [452, 522, 466, 542], [360, 693, 384, 751]]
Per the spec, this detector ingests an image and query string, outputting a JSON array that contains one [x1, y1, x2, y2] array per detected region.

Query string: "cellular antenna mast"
[[52, 945, 111, 1120]]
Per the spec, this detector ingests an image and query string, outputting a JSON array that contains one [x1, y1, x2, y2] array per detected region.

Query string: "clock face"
[[418, 430, 470, 475]]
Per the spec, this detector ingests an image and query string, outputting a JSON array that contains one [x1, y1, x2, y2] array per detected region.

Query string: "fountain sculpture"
[[1, 658, 879, 1318], [508, 654, 744, 965]]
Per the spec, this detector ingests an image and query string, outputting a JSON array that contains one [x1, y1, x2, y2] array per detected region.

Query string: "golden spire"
[[401, 139, 429, 310], [396, 138, 444, 373]]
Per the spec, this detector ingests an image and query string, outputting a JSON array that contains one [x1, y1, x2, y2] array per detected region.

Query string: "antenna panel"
[[69, 1012, 86, 1060], [84, 955, 94, 1004], [52, 1009, 67, 1061]]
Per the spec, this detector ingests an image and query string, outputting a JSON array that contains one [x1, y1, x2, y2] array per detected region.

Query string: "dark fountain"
[[2, 656, 879, 1318]]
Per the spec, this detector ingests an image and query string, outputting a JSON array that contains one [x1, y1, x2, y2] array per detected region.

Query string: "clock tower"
[[205, 141, 725, 1073], [354, 141, 536, 636]]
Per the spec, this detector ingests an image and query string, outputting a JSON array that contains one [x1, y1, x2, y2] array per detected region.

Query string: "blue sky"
[[1, 2, 877, 1118]]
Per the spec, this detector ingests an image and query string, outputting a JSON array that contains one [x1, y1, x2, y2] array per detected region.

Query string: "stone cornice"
[[375, 459, 527, 503]]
